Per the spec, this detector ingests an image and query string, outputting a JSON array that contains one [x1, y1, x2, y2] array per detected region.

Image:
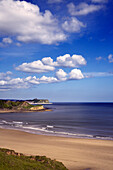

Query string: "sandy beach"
[[0, 129, 113, 170], [0, 109, 52, 113]]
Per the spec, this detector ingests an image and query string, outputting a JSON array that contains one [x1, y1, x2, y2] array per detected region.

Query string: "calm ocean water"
[[0, 103, 113, 140]]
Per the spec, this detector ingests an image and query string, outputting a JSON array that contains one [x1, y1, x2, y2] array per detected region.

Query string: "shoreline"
[[0, 126, 113, 141], [0, 108, 52, 113], [0, 128, 113, 170]]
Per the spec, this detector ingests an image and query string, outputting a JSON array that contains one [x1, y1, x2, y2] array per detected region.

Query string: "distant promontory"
[[26, 98, 52, 104], [0, 99, 51, 113]]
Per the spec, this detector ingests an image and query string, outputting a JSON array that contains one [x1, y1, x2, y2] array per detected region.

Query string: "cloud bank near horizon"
[[1, 68, 113, 91], [0, 68, 85, 91]]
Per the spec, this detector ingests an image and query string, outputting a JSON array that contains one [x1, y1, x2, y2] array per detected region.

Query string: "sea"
[[0, 103, 113, 140]]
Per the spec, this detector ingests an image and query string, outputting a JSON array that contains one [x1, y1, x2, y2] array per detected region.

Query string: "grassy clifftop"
[[0, 148, 67, 170]]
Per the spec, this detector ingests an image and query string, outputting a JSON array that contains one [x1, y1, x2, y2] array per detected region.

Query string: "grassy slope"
[[0, 100, 43, 111], [0, 148, 68, 170]]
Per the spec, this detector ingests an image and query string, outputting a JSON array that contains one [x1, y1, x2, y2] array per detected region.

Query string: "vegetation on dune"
[[0, 148, 68, 170]]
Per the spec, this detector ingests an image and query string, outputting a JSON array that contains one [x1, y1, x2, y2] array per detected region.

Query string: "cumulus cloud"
[[39, 76, 58, 83], [67, 2, 104, 16], [25, 75, 58, 84], [48, 0, 63, 4], [42, 57, 54, 66], [0, 0, 66, 44], [2, 37, 13, 44], [24, 68, 84, 85], [56, 68, 84, 80], [0, 69, 85, 91], [42, 54, 87, 67], [92, 0, 108, 3], [69, 69, 84, 80], [0, 77, 29, 91], [3, 69, 113, 91], [56, 54, 87, 67], [56, 69, 67, 81], [1, 69, 113, 91], [0, 71, 12, 81], [108, 54, 113, 63], [0, 74, 37, 91], [62, 17, 85, 33], [16, 60, 55, 73], [0, 37, 13, 47], [16, 53, 87, 73]]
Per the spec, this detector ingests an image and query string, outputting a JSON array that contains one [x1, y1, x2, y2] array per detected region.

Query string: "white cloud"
[[39, 76, 58, 83], [2, 37, 12, 44], [67, 2, 104, 16], [62, 17, 85, 33], [1, 69, 113, 91], [0, 37, 13, 47], [48, 0, 63, 4], [92, 0, 108, 3], [43, 53, 87, 67], [108, 54, 113, 63], [16, 60, 55, 73], [24, 75, 58, 84], [0, 73, 58, 91], [56, 69, 67, 81], [0, 69, 85, 91], [16, 42, 21, 47], [69, 69, 84, 80], [25, 76, 39, 85], [0, 0, 66, 45], [56, 54, 87, 67], [84, 72, 113, 78], [16, 53, 87, 73], [96, 56, 103, 61], [27, 69, 84, 83], [42, 57, 54, 66], [0, 77, 29, 91], [0, 71, 12, 81]]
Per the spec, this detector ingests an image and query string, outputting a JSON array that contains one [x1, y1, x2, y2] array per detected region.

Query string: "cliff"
[[30, 105, 44, 111], [0, 100, 46, 112]]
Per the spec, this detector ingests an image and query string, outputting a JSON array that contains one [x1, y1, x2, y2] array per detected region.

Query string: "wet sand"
[[0, 128, 113, 170]]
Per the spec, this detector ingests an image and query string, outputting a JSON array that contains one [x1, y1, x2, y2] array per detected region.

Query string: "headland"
[[0, 100, 51, 113]]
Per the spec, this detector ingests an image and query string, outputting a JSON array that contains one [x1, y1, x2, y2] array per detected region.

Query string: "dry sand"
[[0, 128, 113, 170]]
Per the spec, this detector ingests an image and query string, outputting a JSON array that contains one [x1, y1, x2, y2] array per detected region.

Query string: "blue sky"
[[0, 0, 113, 102]]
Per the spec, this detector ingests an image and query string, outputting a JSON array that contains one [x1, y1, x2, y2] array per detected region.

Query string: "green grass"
[[23, 104, 43, 110], [0, 148, 68, 170], [0, 100, 21, 109], [0, 100, 43, 111]]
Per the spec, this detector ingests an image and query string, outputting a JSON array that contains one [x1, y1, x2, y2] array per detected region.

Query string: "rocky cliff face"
[[30, 105, 44, 111]]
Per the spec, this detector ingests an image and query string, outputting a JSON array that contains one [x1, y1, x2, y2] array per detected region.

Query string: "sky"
[[0, 0, 113, 102]]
